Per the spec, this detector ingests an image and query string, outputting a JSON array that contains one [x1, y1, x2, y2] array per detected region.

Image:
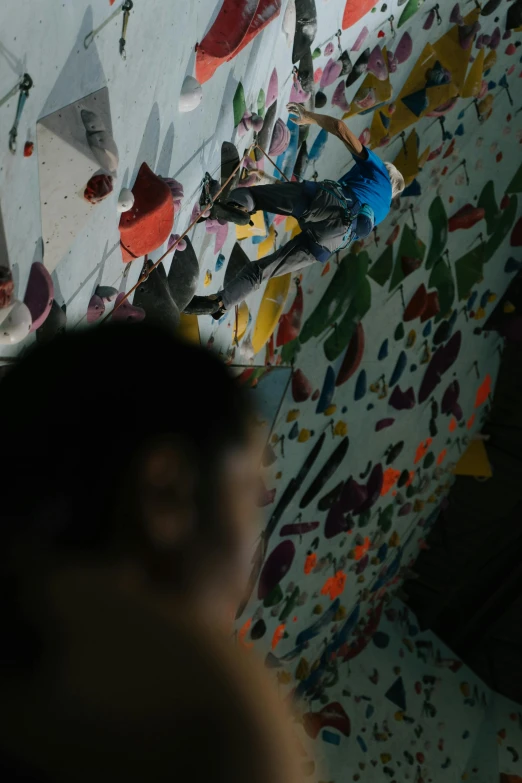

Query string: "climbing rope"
[[102, 145, 253, 323], [254, 142, 293, 183]]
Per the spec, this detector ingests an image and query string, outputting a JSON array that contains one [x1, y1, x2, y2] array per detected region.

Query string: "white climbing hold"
[[117, 188, 135, 213], [179, 76, 203, 113], [80, 108, 119, 175], [0, 300, 32, 345]]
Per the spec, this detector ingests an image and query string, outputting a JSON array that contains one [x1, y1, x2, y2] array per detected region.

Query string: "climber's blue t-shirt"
[[338, 147, 392, 227]]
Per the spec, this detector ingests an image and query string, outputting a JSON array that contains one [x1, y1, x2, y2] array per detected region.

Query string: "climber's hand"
[[287, 102, 314, 126]]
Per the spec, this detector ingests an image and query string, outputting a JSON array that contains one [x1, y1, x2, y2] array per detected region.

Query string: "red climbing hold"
[[448, 204, 485, 231], [511, 216, 522, 246], [336, 322, 365, 386], [119, 163, 174, 264], [401, 256, 422, 277], [277, 283, 303, 346], [403, 284, 428, 322], [196, 0, 281, 84], [292, 368, 313, 402], [421, 291, 440, 322]]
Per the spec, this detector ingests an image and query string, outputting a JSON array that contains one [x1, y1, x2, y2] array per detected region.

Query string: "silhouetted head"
[[0, 323, 261, 664]]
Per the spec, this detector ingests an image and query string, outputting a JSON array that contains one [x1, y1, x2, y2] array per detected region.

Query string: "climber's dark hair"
[[0, 322, 255, 665]]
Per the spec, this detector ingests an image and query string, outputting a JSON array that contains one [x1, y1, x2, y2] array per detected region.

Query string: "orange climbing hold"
[[475, 374, 491, 408], [436, 448, 447, 465], [304, 552, 317, 574], [381, 468, 401, 496], [238, 618, 254, 650], [119, 163, 174, 263], [466, 413, 475, 430], [271, 623, 286, 650], [354, 537, 371, 561], [321, 570, 347, 599], [414, 438, 432, 464], [449, 417, 457, 432], [342, 0, 374, 29]]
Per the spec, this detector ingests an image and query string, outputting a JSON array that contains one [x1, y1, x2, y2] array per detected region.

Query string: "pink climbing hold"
[[23, 262, 54, 332], [266, 68, 278, 107], [324, 42, 335, 56], [111, 293, 146, 323], [269, 119, 291, 156], [320, 58, 343, 89], [351, 26, 369, 53]]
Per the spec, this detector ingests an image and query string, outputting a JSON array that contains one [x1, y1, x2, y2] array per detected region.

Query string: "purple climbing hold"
[[266, 68, 278, 108], [418, 331, 462, 403], [23, 262, 54, 333], [389, 385, 416, 410], [269, 119, 291, 156], [375, 418, 395, 431], [87, 294, 105, 324], [450, 3, 463, 25], [386, 50, 398, 73], [394, 33, 413, 64], [489, 27, 501, 49], [441, 380, 461, 416], [96, 285, 119, 303], [398, 502, 413, 516], [339, 477, 368, 514], [258, 540, 295, 599], [458, 22, 480, 50], [332, 81, 351, 112], [424, 9, 435, 29], [111, 292, 146, 323], [367, 46, 388, 81], [324, 41, 335, 56]]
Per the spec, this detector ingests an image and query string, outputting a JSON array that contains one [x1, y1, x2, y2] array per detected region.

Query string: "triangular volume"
[[401, 88, 429, 117], [385, 677, 407, 710], [37, 87, 116, 274]]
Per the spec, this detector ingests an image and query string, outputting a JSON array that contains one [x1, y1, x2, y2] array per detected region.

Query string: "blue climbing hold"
[[410, 363, 417, 372], [367, 403, 374, 410], [356, 735, 368, 753], [316, 365, 336, 413], [422, 320, 432, 337], [390, 351, 407, 387], [454, 123, 464, 136], [215, 253, 225, 271], [289, 421, 299, 439], [378, 338, 389, 360], [373, 631, 390, 649], [385, 676, 406, 711], [322, 730, 341, 746], [505, 257, 522, 273], [467, 291, 478, 311], [354, 369, 367, 401]]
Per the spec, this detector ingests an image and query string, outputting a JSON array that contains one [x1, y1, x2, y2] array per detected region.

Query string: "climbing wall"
[[1, 0, 522, 779]]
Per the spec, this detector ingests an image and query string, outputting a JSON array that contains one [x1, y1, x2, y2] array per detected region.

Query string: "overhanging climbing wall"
[[1, 0, 522, 779]]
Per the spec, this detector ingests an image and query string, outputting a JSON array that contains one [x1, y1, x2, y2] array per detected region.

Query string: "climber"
[[185, 102, 405, 319]]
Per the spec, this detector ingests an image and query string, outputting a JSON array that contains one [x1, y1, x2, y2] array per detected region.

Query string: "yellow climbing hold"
[[251, 273, 291, 355], [334, 421, 348, 437], [389, 531, 400, 547], [394, 711, 405, 722], [474, 306, 486, 320], [287, 409, 300, 422], [504, 301, 515, 314], [276, 670, 292, 685], [357, 575, 365, 583], [483, 49, 497, 72], [296, 657, 310, 681], [380, 754, 392, 764], [236, 209, 267, 239], [257, 225, 276, 259], [334, 605, 347, 621], [324, 404, 337, 416], [177, 313, 200, 345], [276, 471, 282, 479], [298, 428, 311, 443], [204, 269, 212, 286], [313, 604, 323, 615], [406, 329, 416, 348], [460, 682, 470, 697], [233, 301, 249, 343], [413, 499, 425, 513]]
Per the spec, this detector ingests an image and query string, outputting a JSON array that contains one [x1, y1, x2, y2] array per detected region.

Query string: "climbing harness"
[[103, 147, 249, 323], [9, 74, 33, 154]]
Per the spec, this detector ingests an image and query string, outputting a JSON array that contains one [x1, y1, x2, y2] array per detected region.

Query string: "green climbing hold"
[[394, 322, 405, 341], [484, 194, 518, 261], [264, 583, 283, 607], [233, 82, 247, 127], [477, 180, 500, 235], [312, 47, 321, 59], [301, 252, 368, 344], [425, 196, 448, 271], [506, 162, 522, 195], [281, 337, 301, 366], [389, 224, 426, 291], [398, 0, 421, 28], [358, 509, 372, 527], [323, 254, 372, 361], [455, 243, 485, 301], [368, 244, 394, 287], [423, 451, 435, 470], [428, 257, 455, 321], [257, 88, 266, 118], [378, 504, 394, 534]]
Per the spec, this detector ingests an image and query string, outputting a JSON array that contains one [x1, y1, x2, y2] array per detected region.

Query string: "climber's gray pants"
[[219, 181, 351, 310]]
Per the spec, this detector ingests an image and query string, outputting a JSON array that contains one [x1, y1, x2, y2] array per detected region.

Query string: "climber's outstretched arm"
[[286, 102, 366, 159]]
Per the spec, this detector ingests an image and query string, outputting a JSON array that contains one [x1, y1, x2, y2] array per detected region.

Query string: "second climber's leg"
[[227, 182, 315, 220]]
